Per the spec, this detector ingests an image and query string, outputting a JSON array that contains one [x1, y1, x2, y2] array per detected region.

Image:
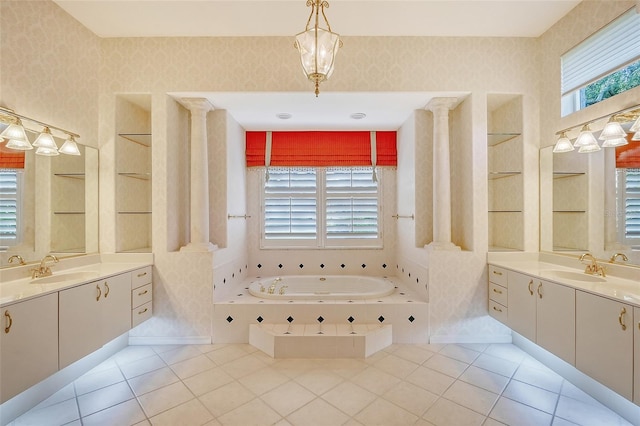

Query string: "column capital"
[[180, 97, 214, 114], [425, 97, 458, 113]]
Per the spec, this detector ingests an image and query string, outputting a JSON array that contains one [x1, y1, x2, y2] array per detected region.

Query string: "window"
[[262, 167, 381, 248], [617, 168, 640, 247], [561, 8, 640, 116], [0, 170, 22, 248]]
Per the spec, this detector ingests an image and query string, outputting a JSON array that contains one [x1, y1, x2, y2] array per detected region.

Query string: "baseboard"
[[128, 336, 212, 345], [429, 334, 513, 344]]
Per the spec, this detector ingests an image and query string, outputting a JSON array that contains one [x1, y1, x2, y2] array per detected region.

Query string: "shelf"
[[52, 248, 86, 254], [118, 172, 151, 180], [119, 247, 152, 253], [553, 246, 587, 252], [489, 210, 523, 213], [553, 172, 586, 179], [488, 132, 521, 146], [118, 133, 151, 147], [488, 171, 521, 180], [118, 211, 152, 215], [553, 210, 586, 213], [489, 246, 522, 252], [54, 173, 85, 179], [53, 212, 85, 215]]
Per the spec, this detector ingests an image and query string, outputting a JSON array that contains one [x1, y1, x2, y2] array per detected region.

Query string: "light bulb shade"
[[630, 115, 640, 133], [578, 143, 601, 153], [33, 127, 58, 149], [574, 125, 599, 147], [601, 137, 628, 148], [553, 133, 574, 153], [59, 136, 81, 155], [633, 131, 640, 141], [5, 138, 33, 150], [35, 146, 59, 156], [0, 119, 30, 148], [599, 119, 627, 140]]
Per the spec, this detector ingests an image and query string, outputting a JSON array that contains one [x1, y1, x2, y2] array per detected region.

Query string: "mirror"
[[541, 109, 640, 267], [0, 142, 98, 268]]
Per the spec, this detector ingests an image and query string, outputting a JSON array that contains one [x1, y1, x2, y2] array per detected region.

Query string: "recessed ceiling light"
[[350, 112, 366, 120], [276, 113, 292, 120]]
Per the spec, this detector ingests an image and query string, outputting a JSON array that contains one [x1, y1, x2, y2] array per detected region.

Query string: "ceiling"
[[55, 0, 582, 130]]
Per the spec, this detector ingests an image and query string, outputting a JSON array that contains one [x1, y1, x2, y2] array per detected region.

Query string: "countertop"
[[488, 258, 640, 307]]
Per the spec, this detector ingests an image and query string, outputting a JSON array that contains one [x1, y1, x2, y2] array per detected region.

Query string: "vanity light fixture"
[[630, 114, 640, 132], [598, 116, 627, 140], [573, 124, 599, 148], [552, 131, 574, 153], [0, 106, 81, 156], [601, 137, 628, 148], [294, 0, 342, 97]]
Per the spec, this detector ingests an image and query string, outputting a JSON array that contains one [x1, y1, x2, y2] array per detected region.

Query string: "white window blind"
[[621, 168, 640, 244], [326, 168, 378, 239], [561, 8, 640, 95], [0, 170, 20, 246]]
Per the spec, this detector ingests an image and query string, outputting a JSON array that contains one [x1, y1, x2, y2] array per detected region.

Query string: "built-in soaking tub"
[[248, 275, 396, 300]]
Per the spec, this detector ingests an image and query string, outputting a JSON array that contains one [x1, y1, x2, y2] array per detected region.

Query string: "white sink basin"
[[544, 270, 606, 283], [31, 271, 99, 285]]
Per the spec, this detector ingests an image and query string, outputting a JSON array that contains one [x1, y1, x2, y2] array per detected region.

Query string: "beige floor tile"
[[512, 366, 564, 394], [321, 381, 377, 417], [260, 381, 316, 417], [554, 395, 633, 426], [372, 353, 419, 378], [383, 381, 439, 417], [316, 358, 368, 379], [238, 367, 291, 395], [13, 398, 80, 426], [183, 366, 235, 396], [219, 354, 268, 379], [439, 344, 482, 364], [113, 346, 157, 366], [270, 358, 322, 378], [217, 398, 282, 426], [77, 381, 135, 418], [148, 398, 214, 426], [354, 397, 419, 426], [293, 369, 344, 395], [128, 367, 180, 396], [488, 397, 553, 426], [157, 345, 203, 365], [169, 354, 217, 380], [81, 398, 146, 426], [119, 354, 167, 380], [391, 344, 436, 365], [423, 397, 486, 426], [205, 345, 253, 366], [458, 365, 510, 395], [423, 353, 470, 379], [286, 398, 350, 426], [198, 381, 256, 417], [502, 379, 559, 414], [137, 381, 194, 418], [351, 366, 401, 395], [405, 365, 456, 396], [443, 380, 499, 416], [74, 366, 125, 396], [472, 354, 519, 378], [483, 344, 528, 364], [33, 383, 76, 410]]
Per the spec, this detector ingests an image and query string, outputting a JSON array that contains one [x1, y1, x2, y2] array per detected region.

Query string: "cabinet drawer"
[[132, 301, 152, 327], [489, 282, 508, 306], [132, 266, 152, 289], [488, 265, 507, 286], [489, 300, 508, 324], [132, 283, 152, 308]]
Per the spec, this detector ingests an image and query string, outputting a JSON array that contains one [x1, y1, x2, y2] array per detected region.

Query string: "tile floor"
[[8, 343, 634, 426]]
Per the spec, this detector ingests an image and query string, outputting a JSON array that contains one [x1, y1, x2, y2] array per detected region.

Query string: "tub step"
[[249, 323, 392, 358]]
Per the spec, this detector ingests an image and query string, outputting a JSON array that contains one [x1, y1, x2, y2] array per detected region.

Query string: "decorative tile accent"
[[226, 316, 234, 323], [278, 264, 283, 269], [299, 264, 304, 268], [361, 264, 366, 268], [257, 316, 263, 323], [257, 264, 262, 268], [382, 264, 387, 268], [348, 316, 355, 323], [408, 316, 415, 323], [287, 316, 294, 323], [317, 316, 324, 323], [340, 264, 346, 268], [320, 264, 325, 268], [378, 316, 385, 323]]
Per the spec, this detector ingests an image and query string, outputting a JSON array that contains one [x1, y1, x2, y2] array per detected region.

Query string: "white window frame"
[[261, 167, 383, 249], [0, 169, 23, 249], [616, 168, 640, 248], [561, 8, 640, 116]]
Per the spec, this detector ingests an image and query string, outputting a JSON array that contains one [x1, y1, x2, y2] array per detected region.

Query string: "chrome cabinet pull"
[[537, 283, 543, 299], [527, 279, 534, 296], [492, 270, 503, 276], [104, 282, 110, 298], [138, 290, 148, 296], [4, 310, 12, 333], [138, 308, 148, 315], [492, 288, 503, 294], [96, 284, 102, 301], [492, 306, 503, 313], [137, 272, 147, 278], [619, 307, 627, 331]]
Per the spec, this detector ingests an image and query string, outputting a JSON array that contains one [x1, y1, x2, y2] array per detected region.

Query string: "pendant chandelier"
[[294, 0, 342, 97]]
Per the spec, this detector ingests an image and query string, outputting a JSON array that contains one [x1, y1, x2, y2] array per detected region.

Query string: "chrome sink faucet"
[[31, 254, 59, 279], [579, 253, 606, 277]]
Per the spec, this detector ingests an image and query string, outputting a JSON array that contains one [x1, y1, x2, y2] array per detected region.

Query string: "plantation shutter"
[[623, 168, 640, 242], [326, 168, 378, 239], [0, 170, 19, 244]]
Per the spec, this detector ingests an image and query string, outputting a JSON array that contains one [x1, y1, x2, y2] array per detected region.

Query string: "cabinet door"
[[0, 293, 58, 403], [634, 307, 640, 405], [507, 271, 536, 341], [576, 291, 633, 400], [102, 273, 131, 342], [59, 281, 104, 369], [535, 279, 575, 365]]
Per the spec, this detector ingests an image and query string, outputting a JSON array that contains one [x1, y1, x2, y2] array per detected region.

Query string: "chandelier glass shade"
[[294, 0, 342, 97]]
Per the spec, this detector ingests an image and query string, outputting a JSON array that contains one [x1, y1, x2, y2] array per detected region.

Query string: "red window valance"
[[615, 135, 640, 168], [246, 131, 397, 167], [0, 141, 25, 169]]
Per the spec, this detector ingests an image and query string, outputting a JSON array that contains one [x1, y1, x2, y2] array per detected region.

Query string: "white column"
[[180, 98, 218, 252], [426, 97, 460, 251]]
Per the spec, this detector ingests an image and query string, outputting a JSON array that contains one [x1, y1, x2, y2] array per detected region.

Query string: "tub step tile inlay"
[[249, 323, 392, 359]]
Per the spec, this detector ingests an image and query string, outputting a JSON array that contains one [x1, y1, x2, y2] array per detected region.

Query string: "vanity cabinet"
[[634, 307, 640, 405], [59, 273, 131, 368], [131, 266, 153, 327], [488, 265, 508, 323], [576, 291, 634, 401], [505, 270, 575, 364], [0, 293, 58, 403]]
